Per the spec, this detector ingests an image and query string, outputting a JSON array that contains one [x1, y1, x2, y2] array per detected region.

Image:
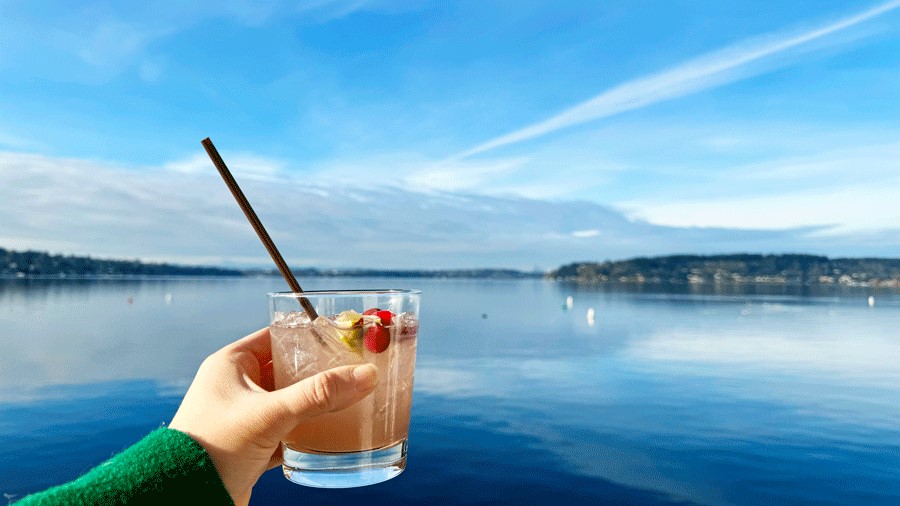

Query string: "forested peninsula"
[[0, 247, 537, 279], [0, 247, 242, 277], [547, 254, 900, 287]]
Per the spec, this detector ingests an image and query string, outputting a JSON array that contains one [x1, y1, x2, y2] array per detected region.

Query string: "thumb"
[[261, 363, 378, 438]]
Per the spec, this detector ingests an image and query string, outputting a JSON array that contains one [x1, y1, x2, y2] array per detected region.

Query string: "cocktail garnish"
[[334, 310, 364, 351], [364, 324, 391, 353], [374, 310, 394, 326]]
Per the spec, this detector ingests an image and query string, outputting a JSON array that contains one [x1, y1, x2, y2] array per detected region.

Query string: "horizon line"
[[3, 245, 899, 272]]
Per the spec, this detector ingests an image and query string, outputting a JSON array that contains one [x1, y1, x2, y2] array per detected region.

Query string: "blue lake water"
[[1, 277, 899, 505]]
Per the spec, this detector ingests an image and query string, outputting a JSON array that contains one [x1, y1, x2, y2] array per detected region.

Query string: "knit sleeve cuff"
[[16, 427, 234, 505]]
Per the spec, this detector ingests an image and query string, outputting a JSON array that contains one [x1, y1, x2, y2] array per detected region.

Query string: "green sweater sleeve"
[[15, 427, 234, 505]]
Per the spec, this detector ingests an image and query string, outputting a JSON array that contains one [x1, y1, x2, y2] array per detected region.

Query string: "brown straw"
[[201, 137, 319, 320]]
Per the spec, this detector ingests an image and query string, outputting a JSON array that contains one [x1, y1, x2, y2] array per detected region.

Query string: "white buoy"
[[868, 296, 875, 307], [165, 293, 173, 305], [586, 307, 595, 326], [566, 296, 574, 310]]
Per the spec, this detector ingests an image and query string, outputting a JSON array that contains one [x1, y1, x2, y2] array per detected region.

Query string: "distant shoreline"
[[547, 254, 900, 288], [0, 271, 542, 281], [3, 247, 899, 286], [0, 246, 543, 280]]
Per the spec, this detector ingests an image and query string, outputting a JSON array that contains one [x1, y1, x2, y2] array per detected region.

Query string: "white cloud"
[[734, 141, 900, 182], [164, 152, 286, 180], [458, 0, 900, 158], [627, 185, 900, 233], [296, 0, 372, 20], [164, 153, 215, 174], [621, 140, 900, 231], [0, 130, 44, 151], [404, 157, 527, 192], [297, 153, 530, 194], [77, 21, 153, 69], [2, 150, 899, 269], [293, 0, 421, 23], [0, 2, 288, 82]]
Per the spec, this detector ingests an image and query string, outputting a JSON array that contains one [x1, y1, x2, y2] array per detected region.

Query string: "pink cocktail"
[[268, 290, 420, 488]]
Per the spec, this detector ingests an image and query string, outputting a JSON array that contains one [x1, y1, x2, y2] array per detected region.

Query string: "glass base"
[[282, 439, 407, 488]]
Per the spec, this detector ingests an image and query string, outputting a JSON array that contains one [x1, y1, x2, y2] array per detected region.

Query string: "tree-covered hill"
[[0, 247, 541, 279], [0, 247, 242, 277], [547, 254, 900, 287]]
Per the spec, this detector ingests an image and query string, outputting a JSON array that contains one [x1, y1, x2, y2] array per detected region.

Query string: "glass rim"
[[267, 289, 421, 298]]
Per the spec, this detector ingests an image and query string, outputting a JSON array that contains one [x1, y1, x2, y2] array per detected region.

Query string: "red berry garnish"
[[364, 325, 390, 353], [375, 310, 394, 326], [362, 308, 381, 316]]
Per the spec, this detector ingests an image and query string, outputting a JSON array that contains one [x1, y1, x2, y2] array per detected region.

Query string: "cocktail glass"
[[268, 289, 420, 488]]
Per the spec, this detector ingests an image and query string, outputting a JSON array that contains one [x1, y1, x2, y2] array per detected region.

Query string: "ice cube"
[[310, 316, 365, 367], [286, 347, 316, 381], [398, 312, 418, 338], [271, 311, 311, 328]]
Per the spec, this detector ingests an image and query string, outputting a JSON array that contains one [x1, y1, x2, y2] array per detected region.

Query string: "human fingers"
[[227, 327, 272, 365], [260, 364, 378, 438]]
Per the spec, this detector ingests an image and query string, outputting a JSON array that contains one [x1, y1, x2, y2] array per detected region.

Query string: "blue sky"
[[1, 0, 899, 269]]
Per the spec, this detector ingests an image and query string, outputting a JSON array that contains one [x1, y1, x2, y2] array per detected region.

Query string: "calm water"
[[1, 277, 899, 505]]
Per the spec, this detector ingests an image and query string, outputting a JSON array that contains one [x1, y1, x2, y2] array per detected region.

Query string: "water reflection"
[[0, 377, 695, 505], [414, 351, 900, 505], [2, 278, 900, 504], [557, 280, 900, 298], [0, 277, 412, 394]]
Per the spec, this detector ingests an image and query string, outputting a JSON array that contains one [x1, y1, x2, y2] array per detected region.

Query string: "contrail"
[[457, 0, 900, 159]]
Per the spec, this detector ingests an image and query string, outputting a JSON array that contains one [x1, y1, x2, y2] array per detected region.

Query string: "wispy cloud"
[[295, 0, 373, 21], [76, 21, 156, 69], [619, 140, 900, 231], [404, 157, 527, 192], [296, 153, 531, 194], [0, 130, 45, 151], [458, 0, 900, 158], [2, 150, 899, 268], [625, 184, 900, 233], [164, 152, 286, 180], [0, 2, 286, 82]]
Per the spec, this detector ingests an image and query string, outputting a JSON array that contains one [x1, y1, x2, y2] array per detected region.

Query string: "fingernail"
[[352, 364, 378, 391]]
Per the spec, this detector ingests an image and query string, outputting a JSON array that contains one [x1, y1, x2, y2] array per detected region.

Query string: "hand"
[[169, 328, 378, 505]]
